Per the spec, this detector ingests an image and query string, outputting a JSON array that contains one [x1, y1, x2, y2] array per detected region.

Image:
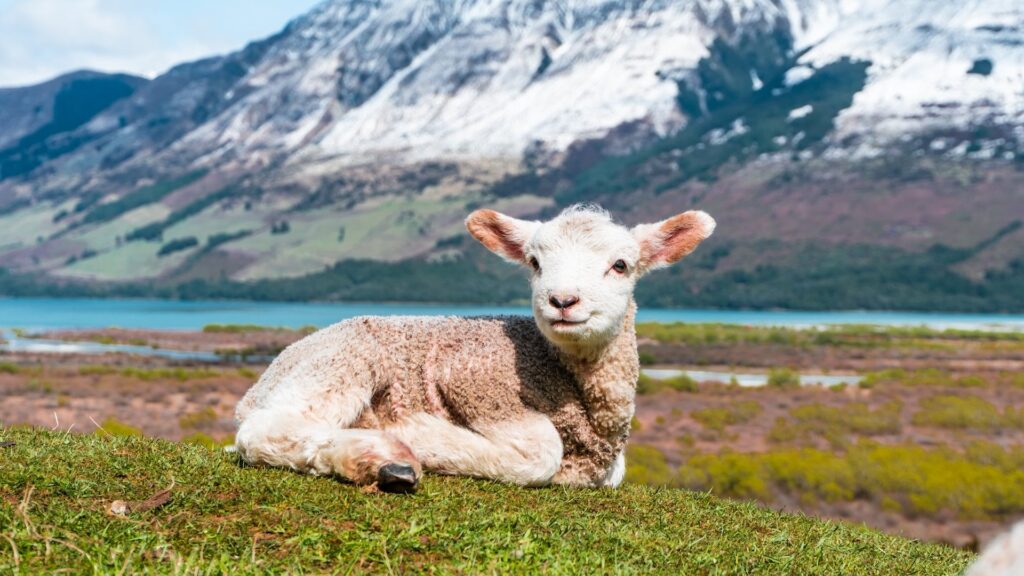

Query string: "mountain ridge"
[[0, 0, 1021, 310]]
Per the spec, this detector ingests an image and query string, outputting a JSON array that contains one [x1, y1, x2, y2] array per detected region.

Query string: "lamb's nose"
[[549, 294, 580, 310]]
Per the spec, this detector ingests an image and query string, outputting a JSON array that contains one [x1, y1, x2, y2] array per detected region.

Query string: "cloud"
[[0, 0, 233, 86], [0, 0, 323, 87]]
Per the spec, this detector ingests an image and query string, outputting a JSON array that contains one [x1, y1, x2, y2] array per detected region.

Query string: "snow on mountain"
[[793, 0, 1024, 156], [173, 0, 802, 168], [3, 0, 1022, 193], [169, 0, 1023, 170]]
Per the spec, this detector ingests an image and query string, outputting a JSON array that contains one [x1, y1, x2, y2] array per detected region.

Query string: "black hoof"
[[377, 463, 418, 493]]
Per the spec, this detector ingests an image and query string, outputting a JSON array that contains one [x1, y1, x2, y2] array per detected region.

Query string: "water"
[[1, 334, 222, 362], [642, 368, 862, 388], [1, 297, 1023, 332]]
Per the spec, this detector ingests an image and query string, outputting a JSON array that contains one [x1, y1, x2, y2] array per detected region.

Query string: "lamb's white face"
[[467, 205, 716, 354]]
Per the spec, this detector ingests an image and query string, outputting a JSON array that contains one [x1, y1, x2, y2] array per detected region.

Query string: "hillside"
[[0, 427, 970, 574], [0, 0, 1022, 309]]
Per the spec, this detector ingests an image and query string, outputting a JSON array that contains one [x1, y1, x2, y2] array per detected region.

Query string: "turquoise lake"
[[1, 297, 1023, 331]]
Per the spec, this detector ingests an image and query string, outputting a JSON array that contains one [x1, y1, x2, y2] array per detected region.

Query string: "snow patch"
[[788, 105, 813, 120], [784, 65, 814, 86]]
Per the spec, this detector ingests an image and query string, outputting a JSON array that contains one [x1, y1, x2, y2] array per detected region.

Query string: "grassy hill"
[[0, 427, 971, 574]]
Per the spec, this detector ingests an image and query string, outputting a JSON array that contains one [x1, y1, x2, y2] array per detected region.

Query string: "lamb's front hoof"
[[377, 463, 419, 493]]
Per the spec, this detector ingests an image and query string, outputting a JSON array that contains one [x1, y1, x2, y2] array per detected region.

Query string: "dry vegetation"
[[630, 324, 1024, 550]]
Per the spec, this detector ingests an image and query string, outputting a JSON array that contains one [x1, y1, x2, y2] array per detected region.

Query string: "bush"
[[767, 368, 800, 389], [202, 323, 273, 333], [691, 401, 762, 433], [179, 407, 218, 431], [860, 368, 989, 389], [678, 451, 771, 501], [636, 372, 697, 395], [624, 445, 673, 486], [0, 362, 20, 374], [182, 432, 234, 449], [773, 401, 903, 447], [96, 417, 143, 437], [673, 443, 1024, 520], [78, 365, 116, 376], [912, 395, 1018, 431], [81, 366, 217, 381]]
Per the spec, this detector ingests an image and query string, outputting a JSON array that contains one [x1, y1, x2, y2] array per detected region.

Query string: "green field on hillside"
[[0, 427, 971, 574]]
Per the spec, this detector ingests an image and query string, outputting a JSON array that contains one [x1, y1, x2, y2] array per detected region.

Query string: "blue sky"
[[0, 0, 323, 87]]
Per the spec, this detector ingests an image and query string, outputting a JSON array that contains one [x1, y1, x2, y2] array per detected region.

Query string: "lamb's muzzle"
[[234, 204, 715, 491]]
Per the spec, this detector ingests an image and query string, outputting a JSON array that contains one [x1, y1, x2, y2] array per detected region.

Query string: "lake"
[[1, 297, 1023, 331]]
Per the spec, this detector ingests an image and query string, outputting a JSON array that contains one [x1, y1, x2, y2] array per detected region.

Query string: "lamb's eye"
[[529, 256, 540, 272], [612, 259, 628, 274]]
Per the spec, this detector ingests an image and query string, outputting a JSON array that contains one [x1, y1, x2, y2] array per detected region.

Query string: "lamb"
[[966, 519, 1024, 576], [234, 204, 715, 492]]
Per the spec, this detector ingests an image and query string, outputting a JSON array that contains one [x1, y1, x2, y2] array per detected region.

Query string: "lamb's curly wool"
[[235, 204, 714, 491], [235, 304, 639, 487]]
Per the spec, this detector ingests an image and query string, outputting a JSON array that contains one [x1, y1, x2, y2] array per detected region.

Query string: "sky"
[[0, 0, 324, 88]]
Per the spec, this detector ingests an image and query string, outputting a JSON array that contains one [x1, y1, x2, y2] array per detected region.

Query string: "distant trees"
[[158, 237, 199, 257]]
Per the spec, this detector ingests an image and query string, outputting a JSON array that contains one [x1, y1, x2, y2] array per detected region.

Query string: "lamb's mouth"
[[550, 318, 587, 330]]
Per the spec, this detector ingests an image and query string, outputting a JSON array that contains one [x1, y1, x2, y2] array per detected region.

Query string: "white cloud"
[[0, 0, 297, 87]]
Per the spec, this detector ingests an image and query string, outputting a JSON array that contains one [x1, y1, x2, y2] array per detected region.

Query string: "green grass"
[[0, 428, 970, 574], [81, 170, 207, 227]]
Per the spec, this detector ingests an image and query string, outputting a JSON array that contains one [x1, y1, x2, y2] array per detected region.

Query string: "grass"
[[0, 428, 970, 574], [81, 170, 207, 227]]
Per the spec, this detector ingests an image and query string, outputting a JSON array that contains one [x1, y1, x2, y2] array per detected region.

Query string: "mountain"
[[0, 0, 1021, 311]]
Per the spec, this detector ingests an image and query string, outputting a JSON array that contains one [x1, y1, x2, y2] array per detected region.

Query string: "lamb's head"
[[466, 204, 715, 353]]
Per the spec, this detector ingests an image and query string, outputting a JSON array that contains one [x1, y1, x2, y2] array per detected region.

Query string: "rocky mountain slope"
[[0, 0, 1021, 309]]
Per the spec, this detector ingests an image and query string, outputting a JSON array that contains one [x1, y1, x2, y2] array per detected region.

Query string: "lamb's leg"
[[387, 412, 563, 486], [236, 408, 422, 492]]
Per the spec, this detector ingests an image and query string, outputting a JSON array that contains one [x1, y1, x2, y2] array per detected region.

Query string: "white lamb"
[[234, 204, 715, 492], [967, 519, 1024, 576]]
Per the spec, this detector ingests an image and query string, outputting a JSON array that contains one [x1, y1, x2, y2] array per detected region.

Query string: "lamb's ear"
[[465, 209, 541, 264], [631, 210, 716, 272]]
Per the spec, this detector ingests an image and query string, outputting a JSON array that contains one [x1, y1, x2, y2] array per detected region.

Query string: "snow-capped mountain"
[[795, 0, 1024, 157], [166, 0, 1024, 167], [0, 0, 1021, 306], [5, 0, 1022, 189], [101, 0, 810, 169]]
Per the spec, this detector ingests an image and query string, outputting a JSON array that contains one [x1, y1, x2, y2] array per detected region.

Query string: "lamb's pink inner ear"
[[635, 210, 716, 270], [465, 209, 535, 263]]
